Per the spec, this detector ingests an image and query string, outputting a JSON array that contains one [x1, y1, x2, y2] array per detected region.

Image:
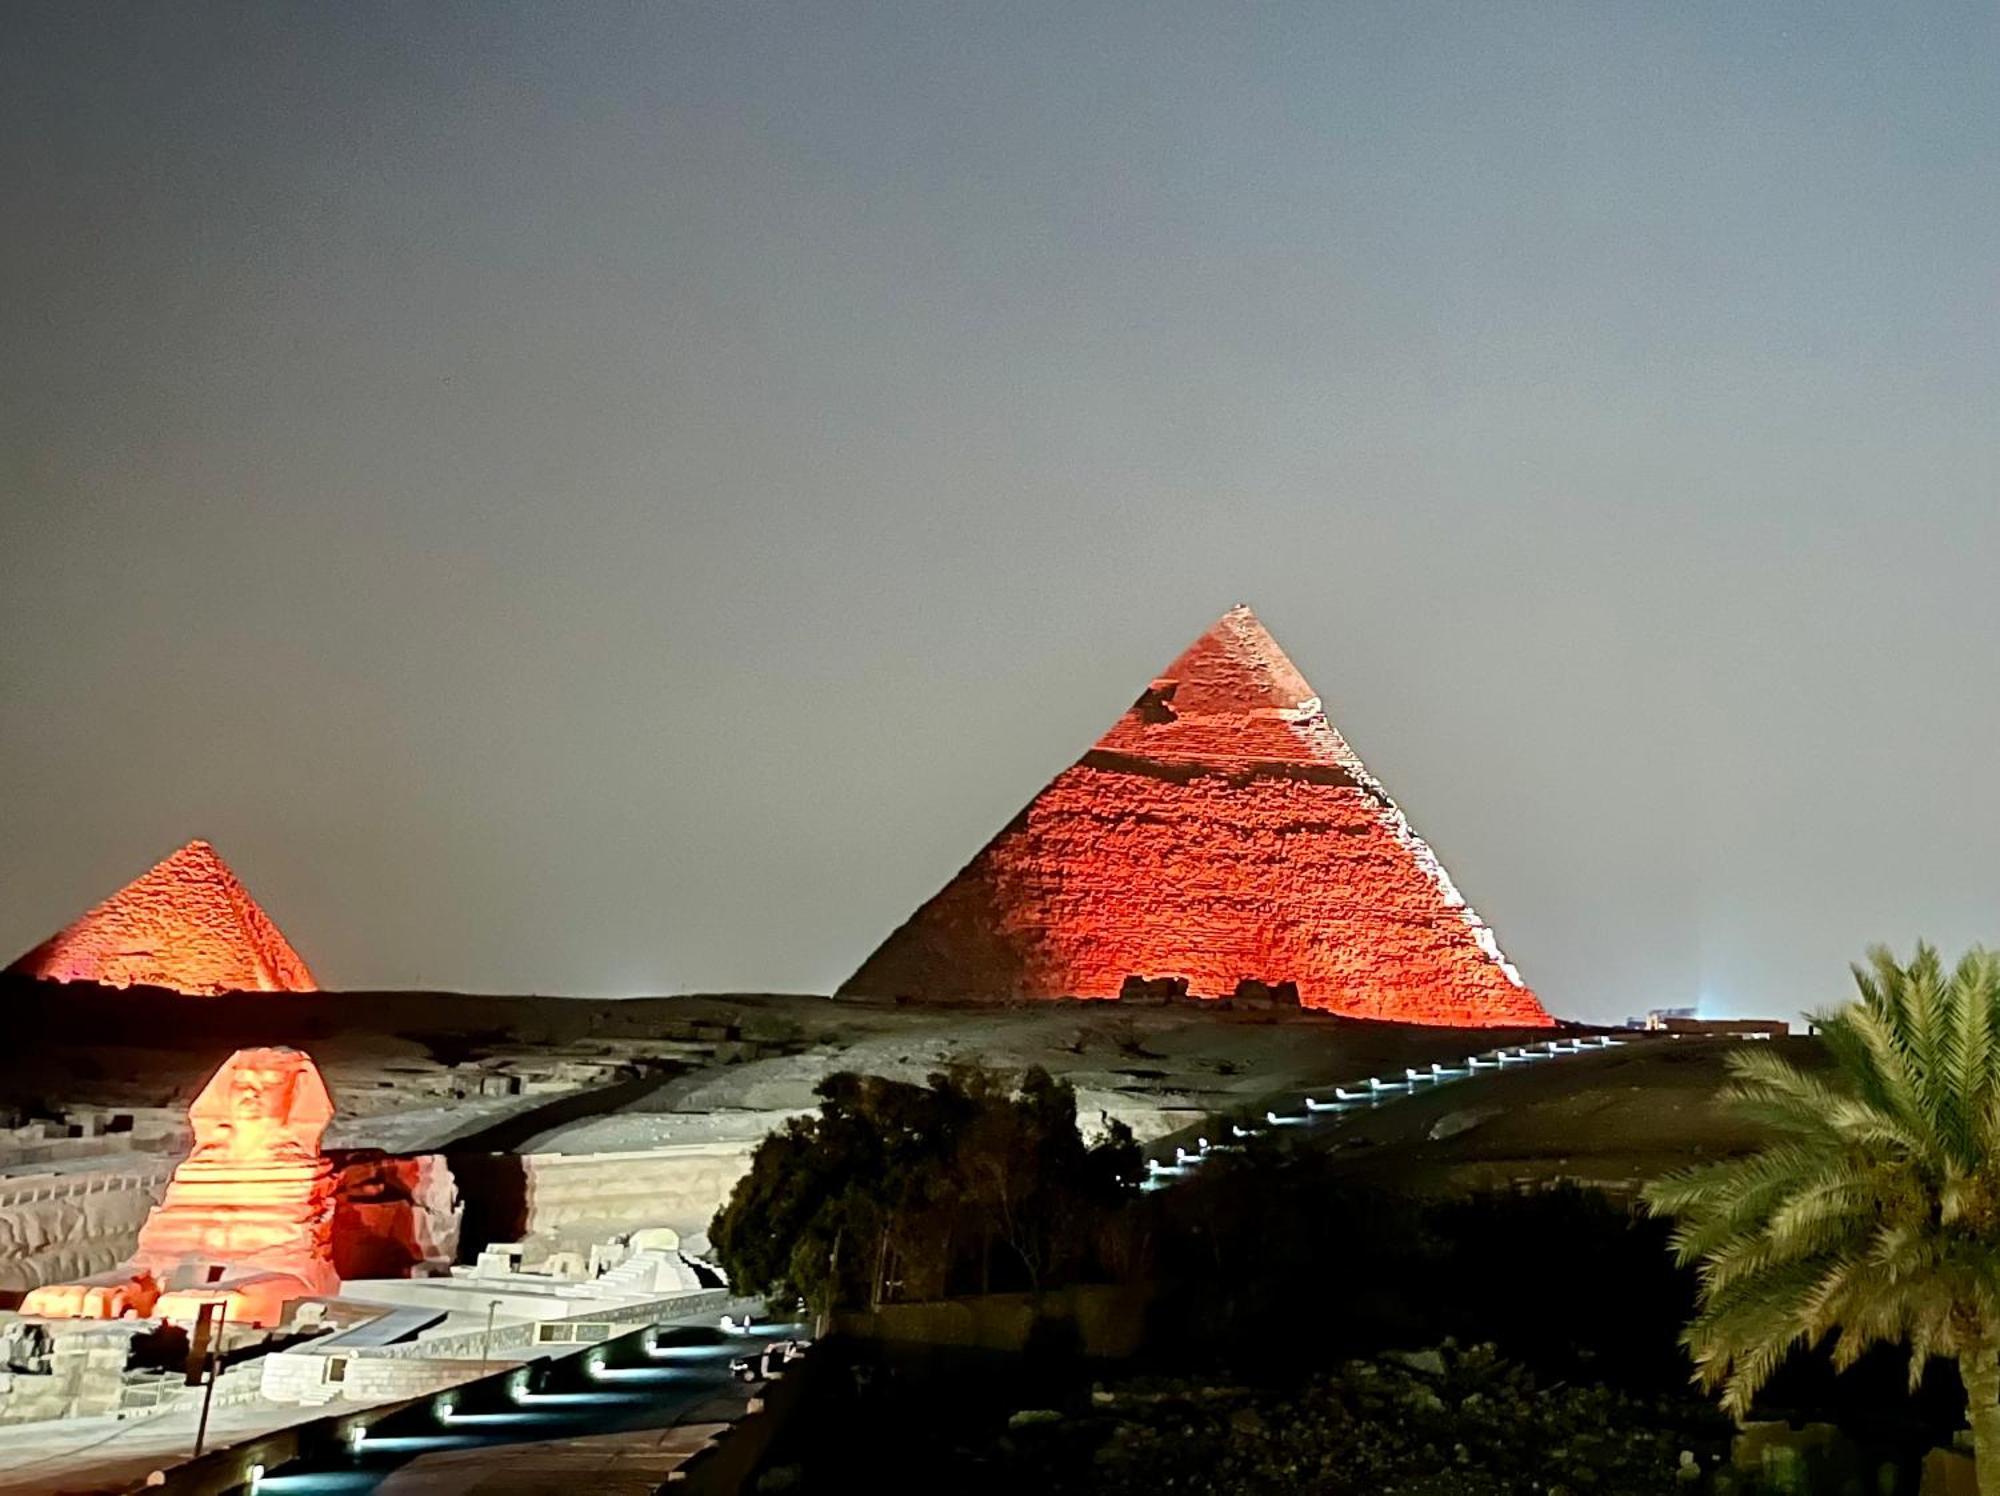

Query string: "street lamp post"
[[192, 1302, 230, 1458], [480, 1299, 500, 1374]]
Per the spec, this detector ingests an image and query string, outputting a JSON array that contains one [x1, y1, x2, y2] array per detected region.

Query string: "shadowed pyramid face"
[[841, 606, 1553, 1028]]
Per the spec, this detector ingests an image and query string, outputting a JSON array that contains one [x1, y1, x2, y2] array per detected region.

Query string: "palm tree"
[[1644, 943, 2000, 1493]]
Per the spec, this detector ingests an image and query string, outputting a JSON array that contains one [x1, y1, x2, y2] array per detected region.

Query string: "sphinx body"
[[22, 1047, 340, 1328]]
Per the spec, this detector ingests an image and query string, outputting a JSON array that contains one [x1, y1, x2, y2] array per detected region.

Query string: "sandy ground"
[[0, 988, 1567, 1156], [452, 999, 1566, 1153], [0, 1301, 764, 1496], [1290, 1035, 1800, 1192]]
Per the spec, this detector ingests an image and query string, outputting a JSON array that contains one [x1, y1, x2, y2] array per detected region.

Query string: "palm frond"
[[1650, 942, 2000, 1423]]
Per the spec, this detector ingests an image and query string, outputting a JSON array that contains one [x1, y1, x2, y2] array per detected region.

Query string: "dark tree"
[[710, 1066, 1140, 1315]]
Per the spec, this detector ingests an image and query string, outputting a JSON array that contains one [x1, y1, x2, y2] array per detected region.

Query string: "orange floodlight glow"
[[6, 840, 317, 995], [841, 606, 1553, 1028], [22, 1047, 341, 1327]]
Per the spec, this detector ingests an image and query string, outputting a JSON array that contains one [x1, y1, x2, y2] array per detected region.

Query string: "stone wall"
[[260, 1352, 491, 1408], [0, 1166, 171, 1297], [0, 1323, 132, 1424], [455, 1143, 757, 1253]]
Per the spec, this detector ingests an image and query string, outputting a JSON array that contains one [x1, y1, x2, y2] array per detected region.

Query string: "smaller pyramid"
[[8, 840, 318, 995]]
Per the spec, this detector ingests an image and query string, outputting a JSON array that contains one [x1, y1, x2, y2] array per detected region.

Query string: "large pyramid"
[[8, 840, 318, 995], [841, 606, 1552, 1027]]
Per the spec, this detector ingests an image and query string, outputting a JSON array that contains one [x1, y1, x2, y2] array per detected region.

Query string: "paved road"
[[0, 1301, 782, 1496], [256, 1315, 800, 1496]]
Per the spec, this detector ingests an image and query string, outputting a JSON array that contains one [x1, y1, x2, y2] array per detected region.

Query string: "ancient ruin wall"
[[0, 1168, 170, 1296]]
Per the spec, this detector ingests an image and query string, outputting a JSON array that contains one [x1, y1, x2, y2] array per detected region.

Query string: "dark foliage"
[[1145, 1137, 1695, 1390], [709, 1066, 1142, 1314]]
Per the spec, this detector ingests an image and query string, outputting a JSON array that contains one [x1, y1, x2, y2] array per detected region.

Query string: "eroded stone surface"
[[7, 840, 317, 995], [22, 1047, 341, 1326], [841, 606, 1552, 1027]]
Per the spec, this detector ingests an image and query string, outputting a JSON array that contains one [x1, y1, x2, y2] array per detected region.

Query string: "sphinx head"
[[188, 1047, 334, 1164]]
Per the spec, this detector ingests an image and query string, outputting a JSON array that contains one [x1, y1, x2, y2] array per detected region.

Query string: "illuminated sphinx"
[[22, 1047, 340, 1327]]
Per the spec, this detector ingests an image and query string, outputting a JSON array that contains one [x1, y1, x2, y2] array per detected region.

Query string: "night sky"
[[4, 4, 1996, 1024]]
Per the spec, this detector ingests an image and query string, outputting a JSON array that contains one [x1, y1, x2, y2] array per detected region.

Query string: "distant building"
[[1638, 1008, 1789, 1039]]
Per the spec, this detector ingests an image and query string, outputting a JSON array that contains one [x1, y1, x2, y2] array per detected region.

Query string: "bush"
[[710, 1066, 1142, 1314]]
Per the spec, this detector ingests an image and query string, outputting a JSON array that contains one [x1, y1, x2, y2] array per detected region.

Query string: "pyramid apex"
[[1092, 604, 1323, 763], [1200, 602, 1284, 647]]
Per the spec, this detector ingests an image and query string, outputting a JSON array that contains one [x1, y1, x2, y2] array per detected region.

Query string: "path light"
[[1231, 1123, 1261, 1139], [429, 1409, 543, 1427], [514, 1389, 648, 1407], [1334, 1086, 1369, 1102], [644, 1339, 736, 1362], [592, 1365, 691, 1384], [340, 1435, 490, 1456], [248, 1465, 264, 1494]]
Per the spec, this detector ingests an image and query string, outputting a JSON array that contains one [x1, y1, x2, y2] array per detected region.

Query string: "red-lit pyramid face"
[[7, 840, 318, 995], [840, 606, 1552, 1027]]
